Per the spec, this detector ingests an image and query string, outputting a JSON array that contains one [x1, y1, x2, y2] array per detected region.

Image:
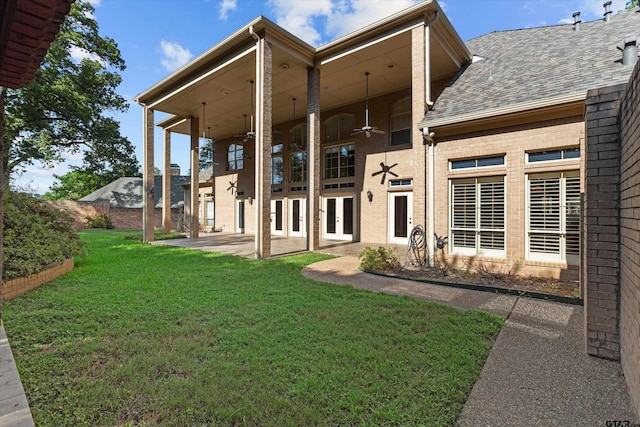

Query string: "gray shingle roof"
[[79, 176, 190, 208], [421, 8, 640, 128]]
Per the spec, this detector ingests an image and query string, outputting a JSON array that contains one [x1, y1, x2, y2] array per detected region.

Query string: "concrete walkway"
[[0, 325, 34, 427], [303, 256, 639, 426]]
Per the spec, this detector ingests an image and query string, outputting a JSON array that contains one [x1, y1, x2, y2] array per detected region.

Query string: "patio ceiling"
[[138, 0, 469, 141]]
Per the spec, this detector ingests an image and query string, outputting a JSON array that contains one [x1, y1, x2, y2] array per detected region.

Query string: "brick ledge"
[[2, 259, 74, 300]]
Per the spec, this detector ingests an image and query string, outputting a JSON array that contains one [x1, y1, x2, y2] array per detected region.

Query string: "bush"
[[3, 191, 85, 281], [358, 246, 401, 273], [84, 214, 113, 229]]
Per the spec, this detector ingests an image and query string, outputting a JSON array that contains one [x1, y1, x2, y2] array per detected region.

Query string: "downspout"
[[424, 10, 439, 108], [423, 129, 436, 267], [424, 10, 439, 267]]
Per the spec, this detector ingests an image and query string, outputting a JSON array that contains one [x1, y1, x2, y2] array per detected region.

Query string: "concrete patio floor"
[[150, 232, 408, 262]]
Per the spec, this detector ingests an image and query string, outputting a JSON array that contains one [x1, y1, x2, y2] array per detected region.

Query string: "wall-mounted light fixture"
[[248, 196, 253, 205], [366, 190, 373, 203], [149, 185, 155, 198]]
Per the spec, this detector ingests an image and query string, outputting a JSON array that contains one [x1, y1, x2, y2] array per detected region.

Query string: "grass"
[[4, 230, 503, 426]]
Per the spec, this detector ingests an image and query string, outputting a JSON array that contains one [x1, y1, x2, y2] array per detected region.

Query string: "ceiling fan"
[[235, 80, 256, 141], [372, 162, 398, 184], [200, 103, 219, 166], [352, 72, 385, 138]]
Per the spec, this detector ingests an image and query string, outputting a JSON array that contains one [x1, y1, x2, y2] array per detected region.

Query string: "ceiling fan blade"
[[379, 162, 385, 168], [380, 173, 386, 185], [371, 170, 383, 177], [388, 171, 399, 178], [390, 163, 398, 168], [372, 129, 385, 134]]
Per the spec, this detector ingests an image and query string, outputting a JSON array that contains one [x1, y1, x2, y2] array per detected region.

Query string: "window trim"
[[389, 97, 411, 147], [449, 176, 506, 258], [227, 143, 244, 171], [525, 170, 580, 264], [323, 113, 356, 144], [323, 143, 355, 180]]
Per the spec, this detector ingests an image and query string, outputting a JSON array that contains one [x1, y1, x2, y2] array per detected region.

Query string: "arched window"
[[289, 123, 307, 150], [324, 113, 355, 143], [390, 98, 411, 146], [227, 143, 243, 170]]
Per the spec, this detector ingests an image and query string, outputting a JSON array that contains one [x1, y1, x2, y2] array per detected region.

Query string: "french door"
[[388, 192, 413, 244], [271, 199, 284, 236], [323, 196, 355, 241], [236, 200, 245, 233], [289, 198, 306, 237]]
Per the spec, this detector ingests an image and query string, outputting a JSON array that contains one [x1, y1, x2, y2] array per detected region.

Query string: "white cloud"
[[69, 45, 102, 64], [159, 40, 194, 72], [219, 0, 237, 20], [268, 0, 420, 46], [86, 0, 101, 6]]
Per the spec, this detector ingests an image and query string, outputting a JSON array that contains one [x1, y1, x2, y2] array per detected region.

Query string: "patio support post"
[[254, 33, 272, 259], [162, 129, 171, 233], [411, 24, 430, 264], [143, 105, 155, 243], [190, 116, 200, 239], [307, 66, 321, 251]]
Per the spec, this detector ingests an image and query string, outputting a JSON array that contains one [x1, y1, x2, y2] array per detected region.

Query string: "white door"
[[205, 200, 215, 228], [388, 192, 413, 244], [271, 199, 284, 236], [323, 196, 355, 241], [289, 198, 306, 238], [236, 200, 245, 234]]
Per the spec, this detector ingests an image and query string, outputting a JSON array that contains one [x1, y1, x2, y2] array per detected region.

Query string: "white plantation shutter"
[[479, 179, 505, 250], [451, 180, 476, 249], [565, 175, 581, 259], [527, 171, 580, 263], [450, 177, 505, 255]]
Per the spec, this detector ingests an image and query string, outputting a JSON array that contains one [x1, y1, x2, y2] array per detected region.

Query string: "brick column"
[[307, 66, 321, 251], [190, 116, 199, 239], [162, 129, 171, 233], [583, 83, 626, 360], [143, 106, 155, 243], [255, 36, 272, 259]]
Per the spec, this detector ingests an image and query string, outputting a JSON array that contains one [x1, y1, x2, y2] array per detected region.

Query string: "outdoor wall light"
[[148, 185, 155, 198], [366, 190, 373, 203], [248, 196, 253, 205]]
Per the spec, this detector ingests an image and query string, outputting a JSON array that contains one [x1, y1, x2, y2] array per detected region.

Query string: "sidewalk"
[[303, 256, 639, 426], [0, 325, 34, 427]]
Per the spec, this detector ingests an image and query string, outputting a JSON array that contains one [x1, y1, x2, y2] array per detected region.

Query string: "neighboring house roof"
[[0, 0, 74, 88], [79, 176, 189, 208], [421, 8, 640, 130]]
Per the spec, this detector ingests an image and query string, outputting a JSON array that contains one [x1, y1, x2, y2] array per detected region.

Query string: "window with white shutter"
[[526, 171, 580, 263], [450, 177, 505, 256]]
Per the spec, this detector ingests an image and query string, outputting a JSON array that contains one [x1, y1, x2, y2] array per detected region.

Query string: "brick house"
[[135, 1, 640, 415]]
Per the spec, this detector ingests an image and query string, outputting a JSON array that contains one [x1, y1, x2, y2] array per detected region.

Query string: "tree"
[[199, 138, 216, 171], [3, 1, 134, 183], [627, 0, 639, 9]]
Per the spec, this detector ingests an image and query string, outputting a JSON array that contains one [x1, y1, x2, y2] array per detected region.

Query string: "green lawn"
[[4, 230, 503, 426]]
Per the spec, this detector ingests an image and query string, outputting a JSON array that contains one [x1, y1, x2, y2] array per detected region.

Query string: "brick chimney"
[[170, 163, 181, 176]]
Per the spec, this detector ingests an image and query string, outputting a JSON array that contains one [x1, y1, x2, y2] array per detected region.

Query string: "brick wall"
[[618, 60, 640, 418], [584, 59, 640, 417], [45, 200, 183, 230], [2, 259, 74, 300]]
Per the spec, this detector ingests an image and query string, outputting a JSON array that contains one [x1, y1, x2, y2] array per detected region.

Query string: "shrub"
[[3, 191, 85, 281], [84, 214, 113, 229], [358, 246, 401, 273]]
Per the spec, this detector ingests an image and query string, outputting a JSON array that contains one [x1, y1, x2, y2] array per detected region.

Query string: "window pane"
[[563, 148, 580, 159], [529, 177, 560, 231], [451, 159, 477, 170], [529, 151, 562, 162], [272, 156, 283, 184], [272, 143, 283, 154], [324, 116, 340, 143], [565, 176, 581, 256], [390, 129, 411, 146], [477, 156, 505, 167]]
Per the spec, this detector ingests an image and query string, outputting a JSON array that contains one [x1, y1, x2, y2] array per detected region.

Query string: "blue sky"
[[14, 0, 630, 193]]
